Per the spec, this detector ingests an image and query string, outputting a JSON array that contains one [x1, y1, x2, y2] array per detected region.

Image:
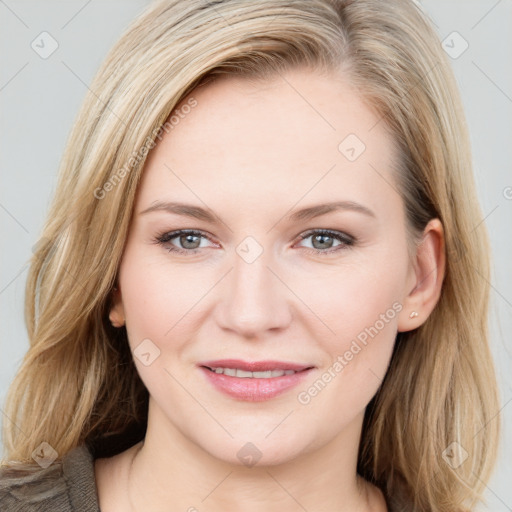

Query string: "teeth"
[[253, 370, 273, 378], [209, 367, 297, 378]]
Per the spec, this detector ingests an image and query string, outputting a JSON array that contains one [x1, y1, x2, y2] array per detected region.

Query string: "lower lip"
[[199, 366, 313, 401]]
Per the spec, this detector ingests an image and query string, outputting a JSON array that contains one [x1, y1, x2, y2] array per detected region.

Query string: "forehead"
[[137, 68, 400, 220]]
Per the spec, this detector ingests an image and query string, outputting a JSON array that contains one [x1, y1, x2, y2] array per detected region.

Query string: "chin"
[[200, 433, 309, 469]]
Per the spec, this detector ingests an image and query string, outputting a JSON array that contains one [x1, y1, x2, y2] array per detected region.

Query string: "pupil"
[[179, 234, 334, 251], [313, 234, 332, 249], [182, 234, 199, 249]]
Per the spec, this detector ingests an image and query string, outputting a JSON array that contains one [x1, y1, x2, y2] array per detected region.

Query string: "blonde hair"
[[1, 1, 500, 510]]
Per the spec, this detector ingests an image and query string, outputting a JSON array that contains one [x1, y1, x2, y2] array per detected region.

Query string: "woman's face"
[[111, 68, 420, 466]]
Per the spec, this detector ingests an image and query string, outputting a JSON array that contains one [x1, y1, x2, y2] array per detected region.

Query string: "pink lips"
[[198, 359, 314, 401], [200, 359, 312, 372]]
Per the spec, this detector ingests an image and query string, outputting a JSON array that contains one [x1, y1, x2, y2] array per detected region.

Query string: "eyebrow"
[[139, 200, 375, 224]]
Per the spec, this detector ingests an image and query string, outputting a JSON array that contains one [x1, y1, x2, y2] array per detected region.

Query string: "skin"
[[96, 67, 445, 512]]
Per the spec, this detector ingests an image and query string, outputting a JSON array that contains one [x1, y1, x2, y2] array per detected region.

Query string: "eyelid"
[[297, 228, 354, 244], [154, 229, 218, 252], [294, 229, 355, 256], [154, 228, 356, 256]]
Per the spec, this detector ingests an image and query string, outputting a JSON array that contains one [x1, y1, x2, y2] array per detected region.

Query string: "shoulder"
[[0, 444, 100, 512]]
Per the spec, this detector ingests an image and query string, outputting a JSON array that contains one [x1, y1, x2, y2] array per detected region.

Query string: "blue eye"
[[154, 229, 355, 256], [155, 229, 213, 255], [296, 229, 355, 256]]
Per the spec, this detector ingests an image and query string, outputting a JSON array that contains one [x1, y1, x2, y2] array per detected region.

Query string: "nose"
[[215, 246, 292, 338]]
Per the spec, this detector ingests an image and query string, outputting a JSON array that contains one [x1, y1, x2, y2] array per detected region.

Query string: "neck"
[[124, 399, 384, 512]]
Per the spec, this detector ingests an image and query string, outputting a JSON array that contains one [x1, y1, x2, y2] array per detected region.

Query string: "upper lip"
[[199, 359, 314, 372]]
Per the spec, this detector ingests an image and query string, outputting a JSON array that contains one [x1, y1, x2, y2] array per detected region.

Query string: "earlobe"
[[397, 218, 446, 333], [109, 286, 126, 328]]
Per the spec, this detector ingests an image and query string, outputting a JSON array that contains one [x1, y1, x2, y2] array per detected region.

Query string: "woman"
[[0, 0, 500, 511]]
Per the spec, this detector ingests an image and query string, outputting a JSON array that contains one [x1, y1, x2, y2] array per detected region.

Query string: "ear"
[[397, 218, 446, 332], [109, 286, 126, 328]]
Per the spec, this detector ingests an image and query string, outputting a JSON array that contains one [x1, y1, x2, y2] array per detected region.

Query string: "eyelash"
[[153, 229, 356, 257]]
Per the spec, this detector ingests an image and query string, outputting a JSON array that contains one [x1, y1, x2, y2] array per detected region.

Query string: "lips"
[[199, 359, 314, 373], [197, 359, 315, 401]]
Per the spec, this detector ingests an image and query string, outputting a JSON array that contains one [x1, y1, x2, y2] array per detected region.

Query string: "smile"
[[204, 366, 298, 378], [199, 364, 314, 401]]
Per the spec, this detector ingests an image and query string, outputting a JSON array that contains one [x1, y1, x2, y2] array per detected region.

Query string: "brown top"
[[0, 444, 100, 512]]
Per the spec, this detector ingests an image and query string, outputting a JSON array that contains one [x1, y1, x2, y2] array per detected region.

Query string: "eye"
[[295, 229, 355, 256], [154, 229, 216, 255], [154, 228, 356, 256]]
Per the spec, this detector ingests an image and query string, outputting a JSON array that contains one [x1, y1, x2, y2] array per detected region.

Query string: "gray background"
[[1, 1, 510, 509]]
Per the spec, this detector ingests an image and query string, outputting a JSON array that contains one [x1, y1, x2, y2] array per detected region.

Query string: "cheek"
[[292, 248, 407, 348], [118, 245, 209, 358], [117, 247, 212, 403], [294, 252, 407, 427]]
